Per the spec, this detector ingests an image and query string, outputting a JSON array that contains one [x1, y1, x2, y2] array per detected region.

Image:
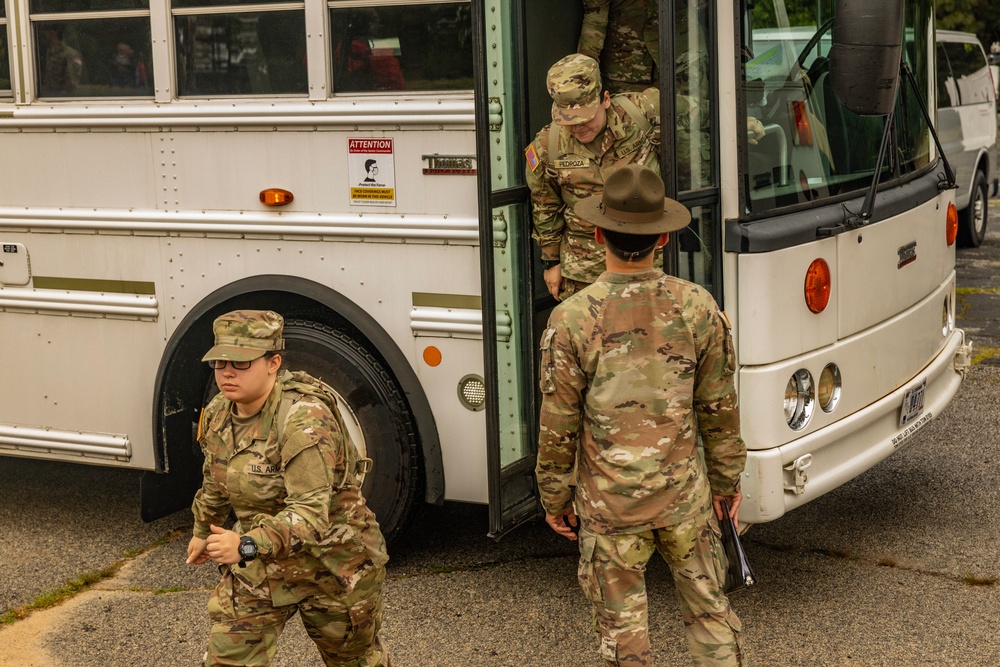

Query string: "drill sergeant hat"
[[202, 310, 286, 363], [547, 53, 603, 126], [575, 164, 692, 235]]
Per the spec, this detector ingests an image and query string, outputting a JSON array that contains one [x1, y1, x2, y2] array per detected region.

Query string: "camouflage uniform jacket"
[[578, 0, 659, 92], [525, 88, 659, 285], [535, 269, 746, 534], [192, 370, 388, 606]]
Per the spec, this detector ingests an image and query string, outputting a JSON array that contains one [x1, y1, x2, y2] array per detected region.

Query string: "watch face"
[[239, 538, 257, 560]]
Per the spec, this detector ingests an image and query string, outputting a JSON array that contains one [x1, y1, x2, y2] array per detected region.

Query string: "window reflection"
[[174, 11, 306, 97], [329, 3, 473, 93], [34, 18, 153, 98]]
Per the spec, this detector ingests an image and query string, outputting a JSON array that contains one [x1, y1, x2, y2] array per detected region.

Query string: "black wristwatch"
[[237, 535, 258, 568], [540, 258, 561, 271]]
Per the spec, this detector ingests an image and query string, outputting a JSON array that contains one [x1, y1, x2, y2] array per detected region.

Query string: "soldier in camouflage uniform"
[[578, 0, 659, 94], [526, 53, 660, 301], [535, 165, 746, 667], [186, 310, 390, 667]]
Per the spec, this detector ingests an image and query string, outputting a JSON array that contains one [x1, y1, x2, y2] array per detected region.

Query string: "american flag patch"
[[525, 144, 539, 172]]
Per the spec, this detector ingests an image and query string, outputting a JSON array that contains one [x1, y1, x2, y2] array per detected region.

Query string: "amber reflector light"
[[945, 202, 958, 246], [423, 346, 442, 367], [260, 188, 294, 206], [804, 258, 831, 314]]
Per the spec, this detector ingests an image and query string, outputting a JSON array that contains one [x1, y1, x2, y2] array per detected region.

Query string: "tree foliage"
[[937, 0, 1000, 54]]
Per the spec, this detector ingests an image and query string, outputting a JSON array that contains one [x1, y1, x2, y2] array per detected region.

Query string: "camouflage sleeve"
[[191, 453, 232, 539], [638, 87, 660, 146], [246, 399, 336, 559], [535, 320, 586, 515], [690, 291, 746, 496], [191, 399, 231, 539], [577, 0, 609, 60], [525, 128, 566, 256]]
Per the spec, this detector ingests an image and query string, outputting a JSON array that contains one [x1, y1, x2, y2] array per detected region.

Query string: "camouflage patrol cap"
[[575, 164, 691, 234], [547, 53, 603, 126], [201, 310, 285, 363]]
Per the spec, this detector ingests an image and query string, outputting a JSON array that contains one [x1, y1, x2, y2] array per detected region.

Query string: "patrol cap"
[[547, 53, 602, 126], [202, 310, 285, 363], [575, 164, 691, 234]]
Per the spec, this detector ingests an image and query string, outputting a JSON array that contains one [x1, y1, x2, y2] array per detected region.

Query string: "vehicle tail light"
[[804, 258, 831, 313], [790, 100, 813, 146], [945, 202, 958, 246]]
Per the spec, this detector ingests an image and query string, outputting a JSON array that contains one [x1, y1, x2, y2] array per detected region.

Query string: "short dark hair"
[[602, 229, 661, 261]]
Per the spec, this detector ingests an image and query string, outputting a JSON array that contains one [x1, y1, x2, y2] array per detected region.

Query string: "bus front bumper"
[[740, 329, 969, 524]]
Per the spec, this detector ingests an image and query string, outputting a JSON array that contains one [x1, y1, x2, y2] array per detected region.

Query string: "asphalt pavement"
[[1, 197, 999, 667]]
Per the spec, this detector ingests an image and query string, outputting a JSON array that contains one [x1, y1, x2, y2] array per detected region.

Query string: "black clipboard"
[[720, 498, 757, 594]]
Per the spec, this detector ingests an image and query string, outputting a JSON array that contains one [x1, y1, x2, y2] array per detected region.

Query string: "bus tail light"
[[458, 374, 486, 412], [945, 202, 958, 246], [804, 258, 831, 313], [259, 188, 294, 206]]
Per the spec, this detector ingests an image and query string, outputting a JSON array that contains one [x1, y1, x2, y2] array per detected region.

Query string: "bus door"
[[475, 0, 583, 538]]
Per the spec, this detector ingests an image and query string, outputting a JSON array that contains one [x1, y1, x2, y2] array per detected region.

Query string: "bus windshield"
[[742, 0, 933, 215]]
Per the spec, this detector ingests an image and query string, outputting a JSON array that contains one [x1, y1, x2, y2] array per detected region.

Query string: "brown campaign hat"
[[575, 164, 691, 234], [547, 54, 602, 126], [201, 310, 285, 363]]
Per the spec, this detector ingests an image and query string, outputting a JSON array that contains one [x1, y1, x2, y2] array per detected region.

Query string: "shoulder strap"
[[547, 124, 563, 164], [615, 95, 652, 135]]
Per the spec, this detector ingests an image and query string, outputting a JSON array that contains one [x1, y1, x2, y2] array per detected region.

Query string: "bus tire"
[[958, 170, 988, 248], [281, 318, 423, 545]]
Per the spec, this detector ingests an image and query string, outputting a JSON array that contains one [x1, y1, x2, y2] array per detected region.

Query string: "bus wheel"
[[281, 319, 422, 545], [958, 170, 988, 248]]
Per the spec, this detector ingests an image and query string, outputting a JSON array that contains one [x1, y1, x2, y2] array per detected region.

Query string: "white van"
[[936, 30, 998, 247]]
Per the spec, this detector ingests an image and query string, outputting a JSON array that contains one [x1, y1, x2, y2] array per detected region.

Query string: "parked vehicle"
[[936, 30, 998, 247]]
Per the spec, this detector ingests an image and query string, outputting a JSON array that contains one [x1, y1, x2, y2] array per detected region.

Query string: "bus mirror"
[[829, 0, 905, 116]]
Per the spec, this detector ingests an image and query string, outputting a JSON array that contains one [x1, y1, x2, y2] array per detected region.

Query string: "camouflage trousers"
[[204, 566, 390, 667], [577, 513, 743, 667]]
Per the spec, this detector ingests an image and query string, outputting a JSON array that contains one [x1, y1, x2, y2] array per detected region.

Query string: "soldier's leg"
[[578, 529, 657, 667], [299, 567, 390, 667], [654, 513, 743, 667], [204, 570, 294, 666]]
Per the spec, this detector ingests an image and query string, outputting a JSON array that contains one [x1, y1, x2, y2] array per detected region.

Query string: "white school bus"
[[0, 0, 970, 541]]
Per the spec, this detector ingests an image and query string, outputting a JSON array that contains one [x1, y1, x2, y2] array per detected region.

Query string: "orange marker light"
[[804, 258, 831, 314], [259, 188, 294, 206], [423, 346, 442, 367], [945, 202, 958, 246]]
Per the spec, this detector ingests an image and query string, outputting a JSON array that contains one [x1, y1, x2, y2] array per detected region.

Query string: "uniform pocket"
[[539, 327, 557, 394], [339, 587, 383, 657], [576, 530, 604, 604]]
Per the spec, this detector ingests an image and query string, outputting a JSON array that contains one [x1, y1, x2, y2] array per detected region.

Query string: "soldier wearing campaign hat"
[[188, 309, 391, 667], [525, 53, 660, 301], [535, 166, 747, 667]]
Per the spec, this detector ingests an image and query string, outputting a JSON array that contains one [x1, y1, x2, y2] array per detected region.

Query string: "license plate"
[[899, 379, 926, 428]]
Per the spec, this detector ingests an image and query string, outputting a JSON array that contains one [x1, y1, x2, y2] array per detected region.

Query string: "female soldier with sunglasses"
[[186, 309, 390, 667]]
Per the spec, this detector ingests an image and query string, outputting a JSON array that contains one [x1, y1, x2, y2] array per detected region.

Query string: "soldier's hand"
[[713, 493, 743, 531], [544, 264, 563, 300], [186, 536, 210, 565], [204, 524, 242, 564], [545, 508, 578, 541], [746, 117, 765, 145]]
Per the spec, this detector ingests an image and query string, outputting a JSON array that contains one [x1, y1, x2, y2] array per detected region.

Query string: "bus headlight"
[[458, 374, 487, 412], [942, 294, 954, 336], [783, 369, 814, 430], [818, 364, 841, 413]]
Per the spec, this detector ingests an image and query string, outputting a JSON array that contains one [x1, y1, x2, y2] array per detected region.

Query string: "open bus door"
[[474, 0, 584, 538]]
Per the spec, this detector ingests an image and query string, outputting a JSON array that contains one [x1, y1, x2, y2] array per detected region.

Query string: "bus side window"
[[172, 3, 307, 97], [329, 3, 473, 94], [0, 5, 9, 98], [30, 1, 153, 99]]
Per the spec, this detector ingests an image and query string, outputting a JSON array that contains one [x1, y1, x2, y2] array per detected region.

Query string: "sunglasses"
[[207, 359, 254, 370]]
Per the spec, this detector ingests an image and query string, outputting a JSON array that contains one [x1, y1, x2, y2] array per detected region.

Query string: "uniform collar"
[[599, 268, 664, 284]]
